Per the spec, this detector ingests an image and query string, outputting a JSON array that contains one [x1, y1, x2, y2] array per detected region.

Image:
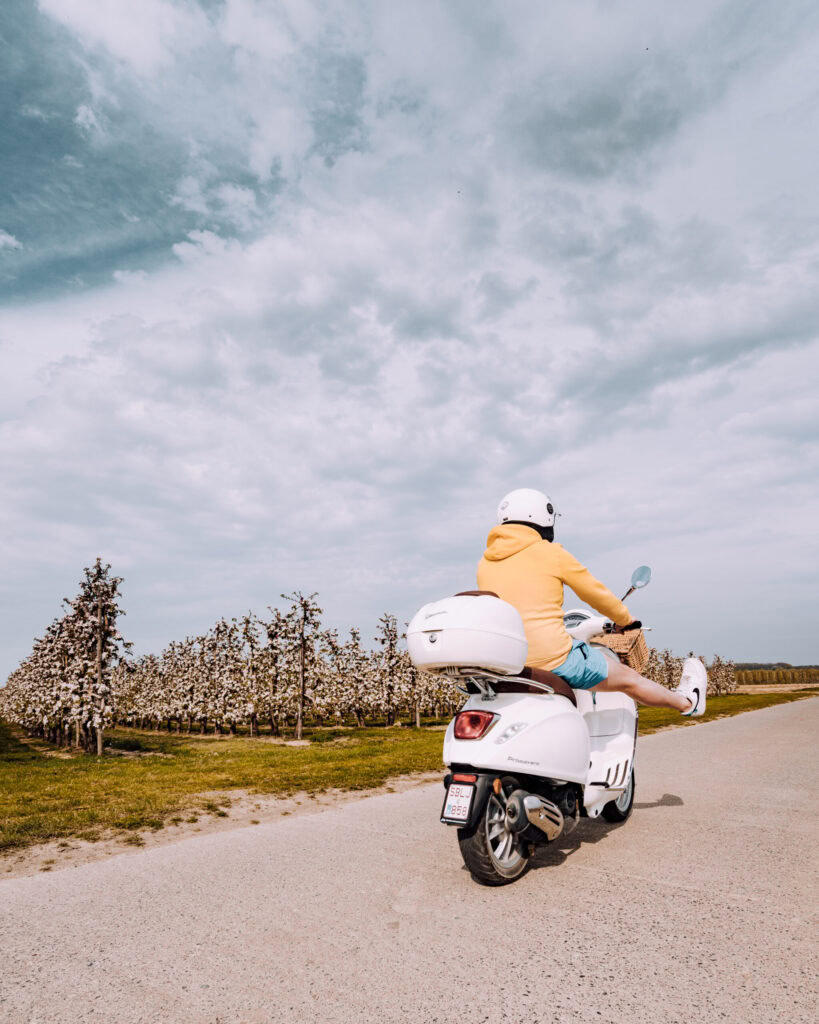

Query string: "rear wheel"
[[457, 786, 531, 886], [602, 768, 635, 822]]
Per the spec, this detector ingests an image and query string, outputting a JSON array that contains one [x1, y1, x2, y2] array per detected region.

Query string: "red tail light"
[[454, 710, 496, 739]]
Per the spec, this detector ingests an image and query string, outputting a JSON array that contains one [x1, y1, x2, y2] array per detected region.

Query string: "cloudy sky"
[[2, 0, 818, 676]]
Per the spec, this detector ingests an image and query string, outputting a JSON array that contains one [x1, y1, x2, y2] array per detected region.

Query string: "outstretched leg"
[[592, 659, 693, 712]]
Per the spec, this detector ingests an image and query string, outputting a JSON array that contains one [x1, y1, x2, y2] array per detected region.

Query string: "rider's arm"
[[558, 548, 632, 626]]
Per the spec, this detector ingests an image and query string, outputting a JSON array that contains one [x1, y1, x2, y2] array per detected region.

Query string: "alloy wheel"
[[484, 790, 526, 875]]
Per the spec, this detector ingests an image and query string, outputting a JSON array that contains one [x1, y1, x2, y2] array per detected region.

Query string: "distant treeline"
[[735, 662, 819, 670], [735, 668, 819, 686]]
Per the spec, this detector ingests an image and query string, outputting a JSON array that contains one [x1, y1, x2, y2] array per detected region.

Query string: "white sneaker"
[[676, 658, 707, 716]]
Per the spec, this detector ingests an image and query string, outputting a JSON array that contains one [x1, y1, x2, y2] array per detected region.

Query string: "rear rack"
[[446, 668, 555, 702]]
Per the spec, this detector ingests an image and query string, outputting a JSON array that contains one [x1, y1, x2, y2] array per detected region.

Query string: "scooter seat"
[[521, 666, 577, 708]]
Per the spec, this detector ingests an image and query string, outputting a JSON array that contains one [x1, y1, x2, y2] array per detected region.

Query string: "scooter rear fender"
[[441, 771, 496, 830]]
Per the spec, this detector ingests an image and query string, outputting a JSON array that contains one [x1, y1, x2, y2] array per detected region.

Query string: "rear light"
[[452, 773, 478, 783], [453, 710, 496, 739]]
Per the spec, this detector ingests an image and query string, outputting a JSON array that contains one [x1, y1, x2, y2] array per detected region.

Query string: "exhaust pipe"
[[523, 794, 564, 840], [505, 790, 564, 841]]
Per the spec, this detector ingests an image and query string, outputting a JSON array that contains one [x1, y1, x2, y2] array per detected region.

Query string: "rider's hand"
[[615, 620, 642, 633]]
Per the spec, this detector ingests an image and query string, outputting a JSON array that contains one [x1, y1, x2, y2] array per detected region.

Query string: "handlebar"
[[604, 620, 643, 634]]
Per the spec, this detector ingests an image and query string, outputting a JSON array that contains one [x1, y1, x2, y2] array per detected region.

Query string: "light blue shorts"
[[552, 640, 609, 690]]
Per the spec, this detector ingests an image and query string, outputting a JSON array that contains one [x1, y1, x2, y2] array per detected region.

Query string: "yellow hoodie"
[[476, 524, 632, 670]]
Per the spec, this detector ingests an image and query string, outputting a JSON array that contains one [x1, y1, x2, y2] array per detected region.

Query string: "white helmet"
[[497, 488, 556, 528]]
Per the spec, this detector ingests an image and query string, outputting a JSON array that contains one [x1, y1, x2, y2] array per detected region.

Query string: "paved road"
[[2, 701, 817, 1024]]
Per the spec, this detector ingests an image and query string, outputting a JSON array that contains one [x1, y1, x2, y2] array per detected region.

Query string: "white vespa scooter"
[[407, 566, 653, 886]]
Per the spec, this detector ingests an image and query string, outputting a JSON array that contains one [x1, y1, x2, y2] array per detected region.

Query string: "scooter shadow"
[[527, 793, 684, 871], [633, 793, 683, 810]]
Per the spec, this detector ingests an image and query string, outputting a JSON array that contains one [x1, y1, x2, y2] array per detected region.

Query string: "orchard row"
[[1, 561, 736, 752]]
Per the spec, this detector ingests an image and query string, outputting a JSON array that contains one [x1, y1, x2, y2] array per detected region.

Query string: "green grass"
[[0, 721, 445, 853], [1, 691, 814, 854]]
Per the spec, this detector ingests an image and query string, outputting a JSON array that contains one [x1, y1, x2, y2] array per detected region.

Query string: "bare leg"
[[591, 659, 692, 712]]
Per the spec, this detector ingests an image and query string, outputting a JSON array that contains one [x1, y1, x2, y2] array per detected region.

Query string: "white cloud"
[[215, 184, 258, 229], [74, 103, 106, 138], [112, 269, 148, 284], [0, 230, 22, 250], [171, 176, 210, 216], [220, 0, 301, 60], [20, 104, 55, 121], [171, 179, 261, 230], [38, 0, 210, 75]]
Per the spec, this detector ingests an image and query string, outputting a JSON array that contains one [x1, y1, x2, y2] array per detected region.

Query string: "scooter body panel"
[[443, 692, 591, 785], [573, 689, 638, 815], [443, 686, 638, 811]]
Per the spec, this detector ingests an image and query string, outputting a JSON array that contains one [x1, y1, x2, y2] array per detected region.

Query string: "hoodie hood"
[[483, 523, 543, 561]]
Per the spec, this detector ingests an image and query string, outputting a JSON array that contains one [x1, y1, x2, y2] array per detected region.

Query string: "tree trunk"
[[95, 598, 104, 756], [414, 703, 421, 728], [385, 669, 395, 727], [249, 714, 257, 737], [229, 721, 237, 735], [296, 618, 306, 741]]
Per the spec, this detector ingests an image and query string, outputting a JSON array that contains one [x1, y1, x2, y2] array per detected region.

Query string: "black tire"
[[457, 791, 531, 886], [602, 768, 635, 822]]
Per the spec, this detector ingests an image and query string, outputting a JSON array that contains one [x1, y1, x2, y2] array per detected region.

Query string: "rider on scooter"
[[477, 489, 706, 715]]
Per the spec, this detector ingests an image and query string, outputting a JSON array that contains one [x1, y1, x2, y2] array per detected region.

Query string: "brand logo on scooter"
[[507, 756, 539, 766], [424, 611, 446, 619]]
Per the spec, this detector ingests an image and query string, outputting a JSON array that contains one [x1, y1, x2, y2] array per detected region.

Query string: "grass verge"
[[1, 691, 814, 853]]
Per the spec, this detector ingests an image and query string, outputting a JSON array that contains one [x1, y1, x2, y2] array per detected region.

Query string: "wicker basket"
[[592, 629, 649, 673]]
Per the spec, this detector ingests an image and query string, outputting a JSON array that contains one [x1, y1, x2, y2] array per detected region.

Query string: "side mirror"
[[631, 565, 652, 589]]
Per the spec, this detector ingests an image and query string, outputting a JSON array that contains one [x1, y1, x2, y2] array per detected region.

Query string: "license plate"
[[441, 783, 475, 824]]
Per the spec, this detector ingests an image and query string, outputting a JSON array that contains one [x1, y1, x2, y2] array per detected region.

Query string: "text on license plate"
[[443, 783, 474, 822]]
